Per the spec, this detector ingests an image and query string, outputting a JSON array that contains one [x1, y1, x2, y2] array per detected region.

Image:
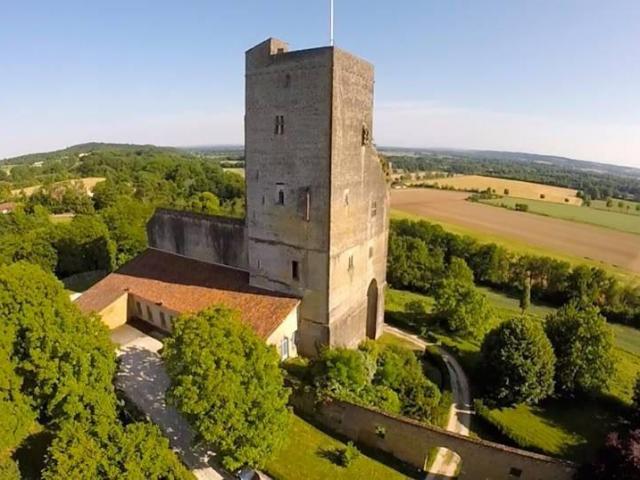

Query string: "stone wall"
[[292, 395, 576, 480], [146, 209, 248, 270]]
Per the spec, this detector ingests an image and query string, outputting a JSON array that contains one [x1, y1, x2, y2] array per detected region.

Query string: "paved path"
[[112, 324, 232, 480], [384, 325, 473, 479]]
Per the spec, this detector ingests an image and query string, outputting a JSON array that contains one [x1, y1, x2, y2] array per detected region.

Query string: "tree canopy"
[[480, 317, 555, 406], [545, 302, 614, 396], [162, 306, 291, 471], [433, 257, 493, 337]]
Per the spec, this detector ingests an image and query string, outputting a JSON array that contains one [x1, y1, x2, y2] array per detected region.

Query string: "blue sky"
[[2, 0, 639, 166]]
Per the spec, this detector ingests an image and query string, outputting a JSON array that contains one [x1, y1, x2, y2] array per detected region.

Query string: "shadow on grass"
[[296, 412, 422, 479], [316, 447, 343, 466]]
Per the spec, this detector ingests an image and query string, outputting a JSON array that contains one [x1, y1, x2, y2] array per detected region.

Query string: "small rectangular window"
[[348, 255, 354, 271], [274, 115, 285, 135], [160, 311, 167, 329], [280, 337, 290, 360], [509, 467, 523, 478], [292, 260, 299, 281], [136, 301, 142, 315], [371, 200, 377, 217], [305, 188, 310, 222], [146, 306, 153, 323], [369, 246, 374, 258], [276, 184, 285, 205]]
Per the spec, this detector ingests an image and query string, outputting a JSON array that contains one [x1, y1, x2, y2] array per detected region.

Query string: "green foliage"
[[336, 442, 360, 467], [311, 341, 442, 423], [42, 421, 194, 480], [433, 258, 493, 337], [91, 178, 134, 209], [520, 276, 531, 313], [545, 303, 615, 396], [388, 218, 640, 327], [54, 215, 116, 277], [480, 317, 555, 406], [0, 207, 58, 272], [162, 306, 291, 470], [0, 262, 117, 428], [26, 181, 95, 214], [99, 197, 154, 267], [387, 233, 444, 293], [0, 323, 36, 453], [0, 456, 20, 480]]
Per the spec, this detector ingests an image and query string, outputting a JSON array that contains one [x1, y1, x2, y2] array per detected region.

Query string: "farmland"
[[391, 188, 640, 276], [11, 177, 106, 197], [480, 196, 640, 235], [421, 174, 581, 205]]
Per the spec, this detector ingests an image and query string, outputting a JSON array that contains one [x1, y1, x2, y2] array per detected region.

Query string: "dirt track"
[[391, 188, 640, 275]]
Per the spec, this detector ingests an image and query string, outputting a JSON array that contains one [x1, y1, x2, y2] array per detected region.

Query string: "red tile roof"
[[75, 249, 300, 339]]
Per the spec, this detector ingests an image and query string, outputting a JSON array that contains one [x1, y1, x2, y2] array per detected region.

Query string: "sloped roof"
[[75, 249, 299, 339]]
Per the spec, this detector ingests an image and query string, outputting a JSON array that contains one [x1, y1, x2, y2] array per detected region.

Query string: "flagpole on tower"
[[330, 0, 334, 46]]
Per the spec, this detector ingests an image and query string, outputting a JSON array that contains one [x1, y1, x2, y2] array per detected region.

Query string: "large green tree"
[[480, 317, 556, 406], [54, 215, 116, 277], [163, 307, 291, 471], [0, 262, 117, 427], [433, 257, 493, 337], [99, 196, 154, 267], [42, 421, 194, 480], [545, 302, 614, 396]]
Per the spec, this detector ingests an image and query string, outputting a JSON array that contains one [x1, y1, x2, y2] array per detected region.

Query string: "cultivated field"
[[391, 188, 640, 275], [481, 196, 640, 235], [11, 177, 106, 197], [423, 175, 582, 205]]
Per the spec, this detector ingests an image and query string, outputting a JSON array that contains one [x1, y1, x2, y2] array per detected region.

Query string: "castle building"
[[76, 38, 389, 357]]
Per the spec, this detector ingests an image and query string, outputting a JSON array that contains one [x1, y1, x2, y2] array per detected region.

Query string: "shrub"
[[337, 442, 360, 467]]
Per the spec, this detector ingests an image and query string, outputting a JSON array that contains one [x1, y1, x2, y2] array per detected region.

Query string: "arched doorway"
[[366, 279, 378, 339]]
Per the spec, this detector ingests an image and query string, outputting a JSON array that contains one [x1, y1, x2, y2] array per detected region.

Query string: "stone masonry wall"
[[147, 209, 248, 270], [292, 395, 576, 480]]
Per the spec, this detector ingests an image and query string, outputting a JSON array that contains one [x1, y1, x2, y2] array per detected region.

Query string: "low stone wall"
[[147, 209, 248, 270], [292, 394, 576, 479]]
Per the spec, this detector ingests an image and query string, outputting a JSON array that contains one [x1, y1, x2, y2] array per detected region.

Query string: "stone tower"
[[245, 38, 389, 356]]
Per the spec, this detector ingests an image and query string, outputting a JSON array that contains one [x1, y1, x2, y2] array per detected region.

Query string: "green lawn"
[[264, 415, 415, 480], [480, 196, 640, 235], [385, 287, 638, 461], [390, 210, 638, 283]]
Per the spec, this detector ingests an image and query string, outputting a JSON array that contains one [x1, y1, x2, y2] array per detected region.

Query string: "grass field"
[[422, 175, 581, 205], [264, 415, 415, 480], [385, 287, 639, 461], [592, 198, 640, 215], [390, 208, 639, 283], [480, 196, 640, 235]]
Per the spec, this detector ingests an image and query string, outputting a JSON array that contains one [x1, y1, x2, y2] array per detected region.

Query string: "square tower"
[[245, 38, 389, 356]]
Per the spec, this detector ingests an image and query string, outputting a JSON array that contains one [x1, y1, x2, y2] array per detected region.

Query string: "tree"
[[0, 207, 57, 272], [0, 262, 117, 427], [479, 317, 555, 406], [387, 233, 445, 293], [91, 178, 134, 210], [42, 421, 194, 480], [545, 302, 614, 396], [520, 275, 531, 313], [578, 428, 640, 480], [100, 196, 154, 267], [434, 258, 493, 337], [163, 307, 291, 470], [54, 215, 116, 277]]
